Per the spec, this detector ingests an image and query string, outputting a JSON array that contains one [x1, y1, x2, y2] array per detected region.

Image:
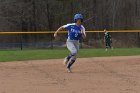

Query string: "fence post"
[[138, 32, 140, 47], [20, 34, 23, 50], [50, 34, 53, 49]]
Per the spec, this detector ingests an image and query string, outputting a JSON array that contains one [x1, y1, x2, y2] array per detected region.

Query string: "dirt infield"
[[0, 56, 140, 93]]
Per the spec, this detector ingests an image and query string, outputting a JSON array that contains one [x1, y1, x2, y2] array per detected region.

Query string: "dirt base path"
[[0, 56, 140, 93]]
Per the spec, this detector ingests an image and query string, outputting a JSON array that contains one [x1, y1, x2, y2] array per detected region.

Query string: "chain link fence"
[[0, 32, 139, 50]]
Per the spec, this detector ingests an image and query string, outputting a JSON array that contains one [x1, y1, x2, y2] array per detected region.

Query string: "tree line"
[[0, 0, 139, 47]]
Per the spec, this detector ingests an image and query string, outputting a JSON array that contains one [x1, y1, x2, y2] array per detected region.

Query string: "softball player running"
[[54, 14, 86, 73]]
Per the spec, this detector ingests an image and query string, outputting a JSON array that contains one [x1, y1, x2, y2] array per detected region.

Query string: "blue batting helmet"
[[74, 14, 83, 22]]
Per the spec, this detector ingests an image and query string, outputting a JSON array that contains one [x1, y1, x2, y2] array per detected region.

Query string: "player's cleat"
[[105, 48, 108, 51], [67, 68, 72, 73], [63, 57, 69, 65]]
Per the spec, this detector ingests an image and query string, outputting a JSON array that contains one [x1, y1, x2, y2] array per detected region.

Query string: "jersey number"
[[75, 33, 78, 37]]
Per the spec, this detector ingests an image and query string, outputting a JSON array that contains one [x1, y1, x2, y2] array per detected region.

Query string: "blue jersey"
[[63, 23, 85, 41]]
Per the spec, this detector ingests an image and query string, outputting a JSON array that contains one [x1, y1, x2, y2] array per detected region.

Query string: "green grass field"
[[0, 48, 140, 62]]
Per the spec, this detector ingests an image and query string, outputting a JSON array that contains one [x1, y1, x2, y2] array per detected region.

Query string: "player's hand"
[[54, 33, 57, 38], [82, 34, 86, 39]]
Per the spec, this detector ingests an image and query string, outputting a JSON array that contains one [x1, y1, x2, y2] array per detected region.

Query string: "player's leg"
[[67, 55, 76, 71], [108, 42, 111, 49], [67, 41, 79, 70], [66, 41, 78, 72], [64, 41, 77, 65], [108, 40, 113, 50], [63, 53, 73, 65], [109, 40, 113, 50], [105, 41, 108, 51]]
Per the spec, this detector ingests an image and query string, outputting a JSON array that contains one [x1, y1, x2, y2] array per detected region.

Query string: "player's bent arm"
[[81, 26, 86, 39], [82, 33, 86, 39], [54, 26, 64, 38]]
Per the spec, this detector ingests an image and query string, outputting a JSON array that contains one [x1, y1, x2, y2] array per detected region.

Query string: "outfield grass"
[[0, 48, 140, 62]]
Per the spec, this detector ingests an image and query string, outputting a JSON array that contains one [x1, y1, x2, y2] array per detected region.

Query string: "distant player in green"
[[104, 29, 112, 51]]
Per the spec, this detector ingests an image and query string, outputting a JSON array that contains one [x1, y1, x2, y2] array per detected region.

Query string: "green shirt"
[[104, 32, 112, 43]]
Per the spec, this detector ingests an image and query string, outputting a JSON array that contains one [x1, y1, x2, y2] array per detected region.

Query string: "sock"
[[67, 60, 75, 68], [66, 54, 73, 61]]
